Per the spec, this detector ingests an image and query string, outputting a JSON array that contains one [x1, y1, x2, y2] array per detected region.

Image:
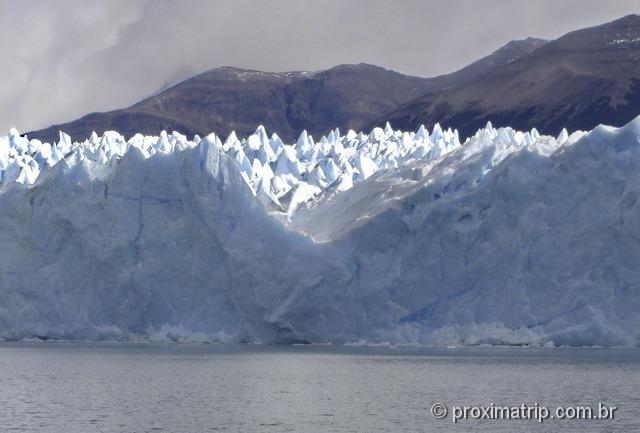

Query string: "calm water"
[[0, 343, 638, 433]]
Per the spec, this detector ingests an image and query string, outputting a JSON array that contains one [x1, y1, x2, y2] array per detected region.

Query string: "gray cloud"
[[1, 0, 638, 133]]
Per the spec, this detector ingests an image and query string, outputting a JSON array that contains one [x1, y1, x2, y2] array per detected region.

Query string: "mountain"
[[377, 14, 640, 137], [27, 38, 546, 144], [27, 64, 429, 143], [25, 15, 640, 144], [423, 37, 548, 88], [2, 116, 640, 346]]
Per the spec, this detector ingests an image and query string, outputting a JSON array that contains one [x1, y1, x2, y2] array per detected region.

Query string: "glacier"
[[0, 117, 639, 346]]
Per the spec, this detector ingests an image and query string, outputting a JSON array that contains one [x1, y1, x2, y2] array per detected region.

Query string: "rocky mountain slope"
[[28, 15, 640, 144], [378, 14, 640, 137], [28, 39, 546, 144]]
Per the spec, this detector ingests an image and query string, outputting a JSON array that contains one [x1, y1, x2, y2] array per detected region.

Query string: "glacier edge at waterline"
[[0, 118, 639, 346]]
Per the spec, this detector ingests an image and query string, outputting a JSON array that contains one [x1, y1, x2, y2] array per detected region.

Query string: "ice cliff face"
[[1, 118, 639, 346]]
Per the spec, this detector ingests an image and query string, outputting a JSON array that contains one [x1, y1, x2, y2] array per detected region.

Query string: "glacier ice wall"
[[0, 119, 639, 346]]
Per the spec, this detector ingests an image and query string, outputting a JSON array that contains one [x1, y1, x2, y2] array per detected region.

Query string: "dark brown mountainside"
[[377, 14, 640, 138], [28, 38, 546, 143], [29, 64, 430, 142]]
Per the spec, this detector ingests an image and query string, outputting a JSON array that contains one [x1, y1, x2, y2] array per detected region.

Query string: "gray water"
[[0, 343, 638, 433]]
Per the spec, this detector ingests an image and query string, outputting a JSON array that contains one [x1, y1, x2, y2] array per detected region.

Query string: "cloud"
[[0, 0, 638, 133]]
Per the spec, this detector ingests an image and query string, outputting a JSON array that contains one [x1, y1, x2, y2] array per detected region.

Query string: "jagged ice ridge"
[[1, 122, 579, 215]]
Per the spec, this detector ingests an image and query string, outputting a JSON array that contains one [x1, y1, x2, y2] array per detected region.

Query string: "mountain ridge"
[[27, 39, 547, 143], [27, 14, 640, 149], [375, 14, 640, 137], [28, 63, 432, 143]]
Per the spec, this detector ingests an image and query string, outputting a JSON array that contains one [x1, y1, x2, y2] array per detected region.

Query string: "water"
[[0, 343, 638, 432]]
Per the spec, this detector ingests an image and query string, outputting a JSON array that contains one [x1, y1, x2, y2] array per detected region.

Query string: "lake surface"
[[0, 342, 638, 432]]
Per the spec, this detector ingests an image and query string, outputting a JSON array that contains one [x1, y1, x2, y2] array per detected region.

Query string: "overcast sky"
[[1, 0, 638, 133]]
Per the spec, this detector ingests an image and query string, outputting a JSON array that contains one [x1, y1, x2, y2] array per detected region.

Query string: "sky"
[[1, 0, 639, 133]]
